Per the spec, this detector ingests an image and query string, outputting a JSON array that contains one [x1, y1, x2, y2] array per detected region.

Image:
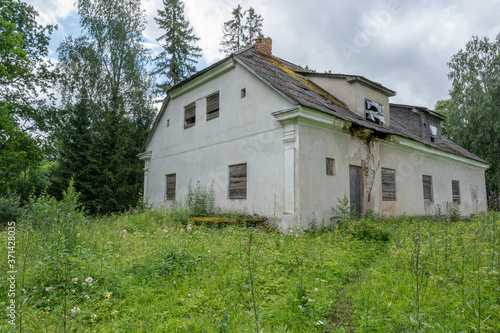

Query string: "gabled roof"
[[141, 44, 487, 165]]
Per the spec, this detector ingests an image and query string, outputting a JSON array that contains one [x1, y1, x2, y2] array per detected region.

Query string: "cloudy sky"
[[26, 0, 500, 109]]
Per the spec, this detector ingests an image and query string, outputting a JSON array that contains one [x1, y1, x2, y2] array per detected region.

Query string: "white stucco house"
[[139, 37, 488, 231]]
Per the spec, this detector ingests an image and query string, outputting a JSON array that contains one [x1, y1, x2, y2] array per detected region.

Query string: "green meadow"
[[1, 188, 499, 332]]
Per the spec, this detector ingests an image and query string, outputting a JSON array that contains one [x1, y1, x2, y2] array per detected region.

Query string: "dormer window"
[[430, 125, 437, 142], [365, 100, 385, 125]]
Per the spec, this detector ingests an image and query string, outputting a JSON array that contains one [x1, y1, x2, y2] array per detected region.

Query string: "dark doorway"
[[349, 165, 363, 217]]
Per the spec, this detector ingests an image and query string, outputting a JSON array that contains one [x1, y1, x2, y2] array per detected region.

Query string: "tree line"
[[1, 0, 498, 214], [0, 0, 262, 215]]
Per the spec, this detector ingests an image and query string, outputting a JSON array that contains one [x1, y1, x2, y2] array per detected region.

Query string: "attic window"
[[241, 88, 246, 98], [430, 125, 437, 142], [365, 100, 385, 125], [184, 103, 196, 129], [206, 92, 219, 121]]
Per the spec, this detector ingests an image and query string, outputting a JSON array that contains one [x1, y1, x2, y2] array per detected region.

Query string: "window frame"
[[381, 168, 396, 201], [452, 180, 460, 204], [325, 158, 335, 176], [165, 173, 176, 201], [228, 163, 247, 200], [422, 175, 433, 203], [184, 103, 196, 129], [206, 92, 220, 121]]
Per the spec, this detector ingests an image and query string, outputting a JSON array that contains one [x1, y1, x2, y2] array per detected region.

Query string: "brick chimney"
[[255, 36, 272, 56]]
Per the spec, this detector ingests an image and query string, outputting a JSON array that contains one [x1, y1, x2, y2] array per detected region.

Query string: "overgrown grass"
[[0, 191, 498, 332]]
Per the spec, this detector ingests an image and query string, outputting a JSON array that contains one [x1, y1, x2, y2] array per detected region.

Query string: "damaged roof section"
[[233, 46, 486, 164]]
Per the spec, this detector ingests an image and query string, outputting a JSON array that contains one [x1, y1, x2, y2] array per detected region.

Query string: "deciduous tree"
[[442, 33, 500, 193], [55, 0, 156, 212]]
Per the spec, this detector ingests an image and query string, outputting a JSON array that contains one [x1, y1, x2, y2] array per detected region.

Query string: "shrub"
[[185, 180, 215, 216]]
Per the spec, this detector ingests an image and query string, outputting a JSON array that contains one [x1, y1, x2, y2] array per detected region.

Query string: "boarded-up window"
[[184, 103, 196, 129], [382, 168, 396, 201], [326, 158, 335, 176], [165, 174, 176, 201], [422, 175, 433, 203], [452, 180, 460, 204], [228, 163, 247, 199], [206, 92, 219, 121]]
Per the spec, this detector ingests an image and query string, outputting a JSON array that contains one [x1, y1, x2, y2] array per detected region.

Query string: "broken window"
[[422, 175, 433, 203], [326, 158, 335, 176], [430, 125, 437, 142], [381, 168, 396, 201], [452, 180, 460, 204], [228, 163, 247, 199], [206, 92, 219, 121], [165, 174, 176, 201], [184, 103, 196, 129], [365, 100, 385, 125]]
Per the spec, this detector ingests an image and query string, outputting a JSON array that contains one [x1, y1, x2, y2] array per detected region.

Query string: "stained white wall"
[[296, 121, 488, 228], [145, 61, 295, 217]]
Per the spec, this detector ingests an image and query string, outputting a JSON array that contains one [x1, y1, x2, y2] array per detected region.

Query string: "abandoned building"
[[139, 37, 488, 231]]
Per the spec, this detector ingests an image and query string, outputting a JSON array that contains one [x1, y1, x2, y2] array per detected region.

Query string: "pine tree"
[[220, 5, 263, 56], [220, 5, 244, 56], [154, 0, 202, 91], [244, 7, 263, 46]]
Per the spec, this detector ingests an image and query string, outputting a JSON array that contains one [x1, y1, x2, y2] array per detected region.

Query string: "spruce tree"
[[220, 5, 263, 56], [154, 0, 202, 91]]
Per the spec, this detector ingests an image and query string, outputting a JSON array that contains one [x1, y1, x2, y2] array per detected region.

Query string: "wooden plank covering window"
[[228, 163, 247, 199], [452, 180, 460, 204], [422, 175, 433, 203], [206, 92, 219, 121], [381, 168, 396, 201], [165, 174, 176, 201], [184, 103, 196, 129], [326, 158, 335, 176]]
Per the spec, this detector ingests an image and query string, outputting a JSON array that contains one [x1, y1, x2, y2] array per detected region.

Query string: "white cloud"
[[25, 0, 76, 26], [22, 0, 500, 108]]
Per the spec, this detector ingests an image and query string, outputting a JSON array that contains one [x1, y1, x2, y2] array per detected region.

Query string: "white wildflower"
[[71, 307, 80, 314]]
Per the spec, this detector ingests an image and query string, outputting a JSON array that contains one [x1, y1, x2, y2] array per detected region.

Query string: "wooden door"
[[349, 165, 363, 217]]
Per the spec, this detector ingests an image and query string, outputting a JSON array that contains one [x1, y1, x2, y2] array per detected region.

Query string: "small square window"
[[241, 88, 246, 98], [206, 92, 219, 121], [326, 158, 335, 176], [184, 103, 196, 129]]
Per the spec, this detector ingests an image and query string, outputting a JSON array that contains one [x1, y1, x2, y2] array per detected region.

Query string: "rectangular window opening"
[[381, 168, 396, 201], [452, 180, 460, 204], [326, 158, 335, 176], [206, 92, 219, 121], [228, 163, 247, 199], [165, 173, 176, 201], [184, 103, 196, 129], [422, 175, 433, 203], [365, 99, 385, 125], [241, 88, 246, 98]]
